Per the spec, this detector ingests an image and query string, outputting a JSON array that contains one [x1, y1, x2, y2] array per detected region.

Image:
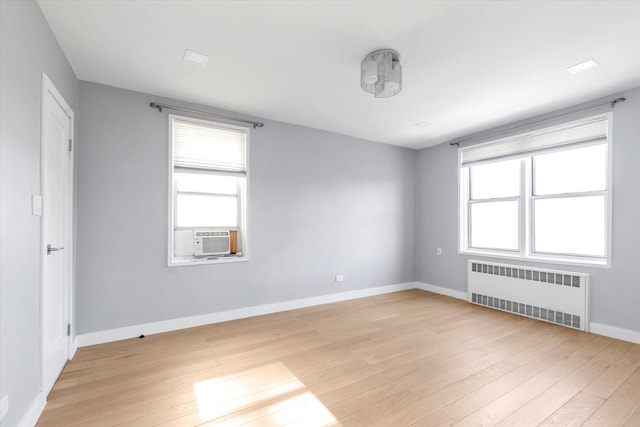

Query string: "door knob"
[[47, 244, 64, 255]]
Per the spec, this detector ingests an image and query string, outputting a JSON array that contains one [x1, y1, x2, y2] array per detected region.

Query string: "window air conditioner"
[[194, 230, 230, 256]]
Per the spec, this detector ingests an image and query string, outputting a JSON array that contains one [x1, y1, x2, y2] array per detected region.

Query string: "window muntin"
[[175, 172, 238, 195], [169, 115, 249, 265], [459, 113, 610, 266]]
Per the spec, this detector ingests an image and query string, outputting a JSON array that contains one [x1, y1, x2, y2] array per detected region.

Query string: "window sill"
[[458, 248, 610, 269], [169, 255, 248, 267]]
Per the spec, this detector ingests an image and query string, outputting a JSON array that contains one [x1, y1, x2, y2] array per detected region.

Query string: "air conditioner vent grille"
[[195, 231, 229, 237], [194, 230, 230, 255]]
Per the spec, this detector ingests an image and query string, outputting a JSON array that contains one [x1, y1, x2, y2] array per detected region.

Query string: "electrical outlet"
[[436, 248, 442, 256], [335, 274, 344, 283], [0, 395, 8, 420]]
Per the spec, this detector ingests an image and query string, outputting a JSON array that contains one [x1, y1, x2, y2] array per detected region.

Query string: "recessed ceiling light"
[[414, 120, 431, 128], [566, 59, 599, 74], [183, 49, 209, 67]]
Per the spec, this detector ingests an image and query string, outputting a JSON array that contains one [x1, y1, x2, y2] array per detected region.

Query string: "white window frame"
[[168, 114, 250, 266], [459, 113, 612, 268]]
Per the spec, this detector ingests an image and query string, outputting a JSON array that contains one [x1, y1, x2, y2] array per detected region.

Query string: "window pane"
[[534, 196, 605, 257], [470, 159, 520, 199], [534, 144, 606, 195], [175, 173, 238, 195], [470, 201, 519, 250], [176, 194, 238, 227]]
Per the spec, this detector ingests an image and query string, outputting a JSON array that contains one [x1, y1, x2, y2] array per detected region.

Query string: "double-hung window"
[[169, 115, 249, 265], [459, 113, 611, 266]]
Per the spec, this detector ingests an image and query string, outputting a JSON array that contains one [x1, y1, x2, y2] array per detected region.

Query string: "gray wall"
[[416, 87, 640, 333], [0, 1, 79, 426], [75, 82, 417, 334], [2, 3, 637, 426]]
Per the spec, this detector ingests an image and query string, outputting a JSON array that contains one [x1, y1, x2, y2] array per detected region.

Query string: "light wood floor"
[[37, 289, 640, 427]]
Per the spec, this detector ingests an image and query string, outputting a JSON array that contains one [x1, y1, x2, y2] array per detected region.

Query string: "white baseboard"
[[414, 282, 468, 301], [590, 322, 640, 344], [69, 337, 78, 359], [77, 282, 417, 347], [75, 281, 640, 348], [17, 392, 46, 427]]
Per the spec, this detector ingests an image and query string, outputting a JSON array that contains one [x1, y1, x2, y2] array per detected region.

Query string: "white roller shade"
[[461, 115, 608, 167], [172, 118, 247, 173]]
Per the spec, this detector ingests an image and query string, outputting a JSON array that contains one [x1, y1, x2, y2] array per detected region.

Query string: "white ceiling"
[[38, 1, 640, 149]]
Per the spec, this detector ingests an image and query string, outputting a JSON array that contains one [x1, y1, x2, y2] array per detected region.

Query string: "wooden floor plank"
[[452, 334, 609, 427], [495, 338, 625, 426], [441, 331, 594, 422], [582, 366, 640, 426], [582, 344, 640, 399], [537, 391, 605, 427], [36, 289, 640, 427], [623, 404, 640, 427]]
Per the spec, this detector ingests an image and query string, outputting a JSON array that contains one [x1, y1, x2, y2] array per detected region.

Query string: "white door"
[[42, 75, 73, 394]]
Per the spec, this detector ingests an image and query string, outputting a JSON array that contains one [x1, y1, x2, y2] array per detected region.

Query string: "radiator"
[[468, 260, 590, 331]]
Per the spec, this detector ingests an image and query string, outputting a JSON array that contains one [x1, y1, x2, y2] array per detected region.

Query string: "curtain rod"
[[449, 97, 626, 147], [149, 102, 265, 129]]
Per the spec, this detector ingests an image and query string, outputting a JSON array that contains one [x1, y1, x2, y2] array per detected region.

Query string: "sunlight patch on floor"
[[264, 392, 337, 426], [194, 362, 306, 423]]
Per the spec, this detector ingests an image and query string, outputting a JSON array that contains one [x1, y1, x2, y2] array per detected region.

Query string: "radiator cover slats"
[[468, 261, 589, 331]]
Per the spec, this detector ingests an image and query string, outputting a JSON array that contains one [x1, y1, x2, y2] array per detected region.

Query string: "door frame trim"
[[40, 73, 75, 395]]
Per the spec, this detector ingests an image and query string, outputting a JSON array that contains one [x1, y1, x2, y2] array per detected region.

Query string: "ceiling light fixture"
[[361, 49, 402, 98], [183, 49, 209, 67], [566, 59, 599, 74]]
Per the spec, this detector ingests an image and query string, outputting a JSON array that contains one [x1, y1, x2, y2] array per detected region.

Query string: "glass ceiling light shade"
[[360, 49, 402, 98]]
